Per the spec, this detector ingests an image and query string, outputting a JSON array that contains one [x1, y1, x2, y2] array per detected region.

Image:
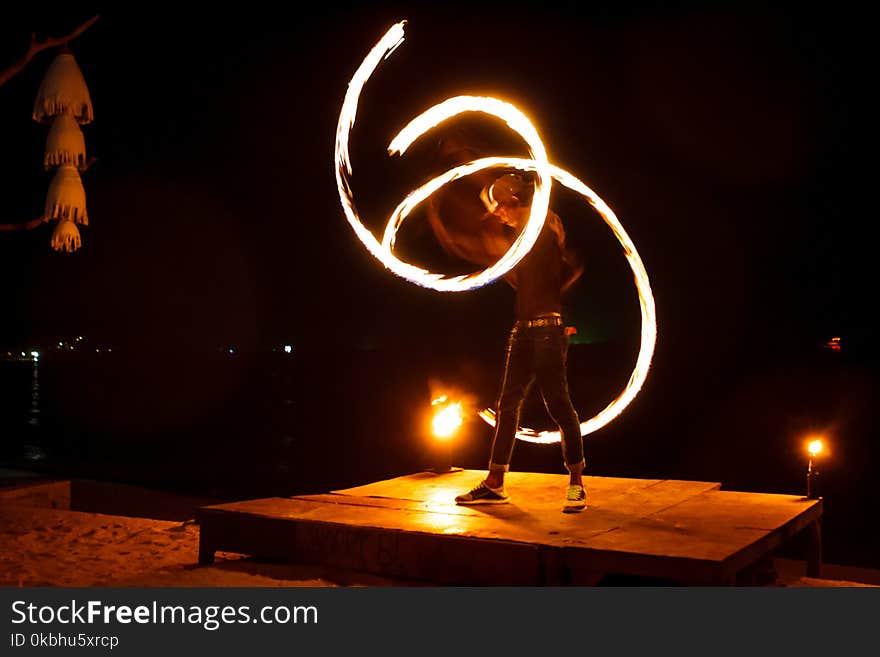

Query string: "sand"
[[0, 497, 412, 587], [0, 468, 419, 587]]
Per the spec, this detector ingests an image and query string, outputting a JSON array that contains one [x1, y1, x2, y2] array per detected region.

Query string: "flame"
[[334, 22, 551, 292], [808, 439, 824, 457], [432, 402, 463, 439], [334, 20, 657, 444]]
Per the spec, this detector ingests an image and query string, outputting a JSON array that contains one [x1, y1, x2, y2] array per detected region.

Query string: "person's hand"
[[561, 254, 584, 293]]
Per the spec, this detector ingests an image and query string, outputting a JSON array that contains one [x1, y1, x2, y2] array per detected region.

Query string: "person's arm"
[[546, 211, 583, 293], [425, 199, 510, 268], [561, 248, 584, 293], [425, 200, 481, 263]]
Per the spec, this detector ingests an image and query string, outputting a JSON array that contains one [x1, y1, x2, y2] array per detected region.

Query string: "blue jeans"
[[488, 322, 585, 473]]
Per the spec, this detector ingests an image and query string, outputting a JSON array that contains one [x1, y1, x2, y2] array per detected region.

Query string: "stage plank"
[[196, 469, 821, 585]]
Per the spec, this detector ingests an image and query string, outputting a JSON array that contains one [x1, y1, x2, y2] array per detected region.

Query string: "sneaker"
[[563, 484, 587, 512], [455, 481, 510, 505]]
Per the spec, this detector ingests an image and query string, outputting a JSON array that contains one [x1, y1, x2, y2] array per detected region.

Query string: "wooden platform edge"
[[194, 476, 825, 586], [718, 498, 824, 583], [196, 505, 554, 585]]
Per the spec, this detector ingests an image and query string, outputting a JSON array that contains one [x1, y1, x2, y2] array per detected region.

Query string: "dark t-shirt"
[[503, 212, 566, 321]]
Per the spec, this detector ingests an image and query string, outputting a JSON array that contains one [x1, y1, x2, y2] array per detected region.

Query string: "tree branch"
[[0, 15, 99, 88], [0, 216, 47, 231]]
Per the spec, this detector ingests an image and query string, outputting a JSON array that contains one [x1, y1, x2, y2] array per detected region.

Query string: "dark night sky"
[[0, 2, 871, 359]]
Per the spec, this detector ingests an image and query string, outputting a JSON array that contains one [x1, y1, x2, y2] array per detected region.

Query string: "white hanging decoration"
[[33, 45, 95, 252], [32, 49, 94, 125], [44, 112, 86, 169], [51, 218, 82, 253], [44, 164, 88, 225]]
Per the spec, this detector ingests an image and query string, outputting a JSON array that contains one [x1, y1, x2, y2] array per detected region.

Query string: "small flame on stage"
[[432, 396, 463, 439]]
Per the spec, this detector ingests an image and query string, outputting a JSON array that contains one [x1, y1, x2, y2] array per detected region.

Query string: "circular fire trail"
[[334, 21, 657, 444]]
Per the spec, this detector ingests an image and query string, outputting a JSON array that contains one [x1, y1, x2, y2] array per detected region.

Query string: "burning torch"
[[429, 395, 463, 473], [806, 438, 825, 500]]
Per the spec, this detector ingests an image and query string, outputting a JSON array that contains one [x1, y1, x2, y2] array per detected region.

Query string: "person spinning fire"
[[426, 170, 587, 512]]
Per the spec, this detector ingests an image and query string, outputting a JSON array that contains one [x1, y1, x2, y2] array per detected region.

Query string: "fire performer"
[[427, 170, 587, 511]]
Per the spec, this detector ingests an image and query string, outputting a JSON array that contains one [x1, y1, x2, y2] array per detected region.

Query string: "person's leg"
[[486, 325, 534, 489], [533, 325, 585, 485]]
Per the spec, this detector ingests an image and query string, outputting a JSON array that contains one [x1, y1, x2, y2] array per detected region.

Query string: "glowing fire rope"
[[335, 22, 552, 291], [335, 20, 657, 444]]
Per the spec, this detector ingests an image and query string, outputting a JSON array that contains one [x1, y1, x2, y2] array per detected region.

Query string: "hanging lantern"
[[44, 164, 88, 225], [44, 112, 86, 169], [32, 49, 94, 125], [50, 218, 82, 253]]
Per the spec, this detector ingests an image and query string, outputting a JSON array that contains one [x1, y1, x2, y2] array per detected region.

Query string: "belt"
[[517, 315, 563, 329]]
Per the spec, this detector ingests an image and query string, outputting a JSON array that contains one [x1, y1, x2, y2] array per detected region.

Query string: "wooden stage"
[[195, 469, 823, 586]]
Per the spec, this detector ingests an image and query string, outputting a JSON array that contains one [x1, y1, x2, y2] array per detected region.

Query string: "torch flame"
[[808, 439, 824, 457], [433, 402, 463, 439]]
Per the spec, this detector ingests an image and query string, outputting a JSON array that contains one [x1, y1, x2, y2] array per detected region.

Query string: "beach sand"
[[0, 471, 419, 587], [0, 503, 416, 587]]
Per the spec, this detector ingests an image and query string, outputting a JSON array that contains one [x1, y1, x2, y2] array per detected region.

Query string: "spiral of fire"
[[335, 21, 657, 444]]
